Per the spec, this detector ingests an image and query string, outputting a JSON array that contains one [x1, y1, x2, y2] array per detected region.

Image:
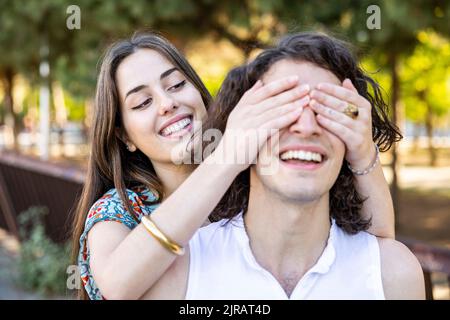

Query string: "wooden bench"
[[399, 236, 450, 300]]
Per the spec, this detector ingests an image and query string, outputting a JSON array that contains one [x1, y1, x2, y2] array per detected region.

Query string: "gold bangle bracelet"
[[141, 215, 185, 256]]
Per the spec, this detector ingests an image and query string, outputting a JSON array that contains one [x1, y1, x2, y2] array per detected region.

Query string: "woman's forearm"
[[90, 150, 241, 299], [355, 161, 395, 239]]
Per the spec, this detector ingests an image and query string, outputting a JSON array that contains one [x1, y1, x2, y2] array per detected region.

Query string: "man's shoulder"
[[377, 238, 425, 299]]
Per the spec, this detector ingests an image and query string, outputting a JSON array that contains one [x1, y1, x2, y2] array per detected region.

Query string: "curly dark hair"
[[203, 32, 402, 234]]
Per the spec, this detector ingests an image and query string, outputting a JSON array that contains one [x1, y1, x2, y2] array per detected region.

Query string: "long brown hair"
[[204, 32, 402, 234], [70, 31, 212, 299]]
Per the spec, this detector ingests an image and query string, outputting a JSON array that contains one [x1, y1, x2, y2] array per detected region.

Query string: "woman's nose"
[[157, 91, 178, 115]]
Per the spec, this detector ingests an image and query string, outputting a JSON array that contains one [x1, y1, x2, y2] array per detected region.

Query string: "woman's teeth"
[[280, 150, 323, 163], [161, 117, 192, 136]]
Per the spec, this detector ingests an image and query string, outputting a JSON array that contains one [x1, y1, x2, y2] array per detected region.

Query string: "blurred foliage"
[[402, 31, 450, 125], [0, 0, 449, 132], [15, 206, 71, 296], [64, 93, 86, 122], [361, 32, 450, 130]]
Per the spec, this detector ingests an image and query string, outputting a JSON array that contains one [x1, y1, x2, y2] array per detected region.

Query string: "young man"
[[141, 32, 425, 300]]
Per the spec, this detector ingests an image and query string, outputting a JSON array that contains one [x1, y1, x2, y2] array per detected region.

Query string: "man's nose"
[[288, 106, 323, 138], [157, 91, 178, 115]]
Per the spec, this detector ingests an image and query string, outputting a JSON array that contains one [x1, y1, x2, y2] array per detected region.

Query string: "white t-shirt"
[[186, 212, 385, 300]]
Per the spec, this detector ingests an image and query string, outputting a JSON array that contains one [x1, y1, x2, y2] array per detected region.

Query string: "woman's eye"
[[168, 80, 186, 91], [132, 97, 152, 110]]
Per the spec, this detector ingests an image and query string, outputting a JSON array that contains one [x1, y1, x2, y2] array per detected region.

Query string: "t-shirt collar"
[[231, 211, 336, 275]]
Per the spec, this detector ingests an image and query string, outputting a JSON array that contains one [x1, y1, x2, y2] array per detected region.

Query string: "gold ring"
[[343, 104, 359, 119]]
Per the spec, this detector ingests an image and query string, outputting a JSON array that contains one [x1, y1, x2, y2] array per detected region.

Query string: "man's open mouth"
[[279, 149, 326, 165], [159, 115, 193, 137]]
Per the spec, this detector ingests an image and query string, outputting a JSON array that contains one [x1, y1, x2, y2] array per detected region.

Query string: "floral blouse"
[[78, 186, 159, 300]]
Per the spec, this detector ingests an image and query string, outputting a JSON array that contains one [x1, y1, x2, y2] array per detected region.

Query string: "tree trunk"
[[417, 90, 437, 167], [412, 122, 420, 153], [2, 68, 19, 150], [39, 42, 51, 161], [424, 102, 437, 167], [389, 52, 400, 230]]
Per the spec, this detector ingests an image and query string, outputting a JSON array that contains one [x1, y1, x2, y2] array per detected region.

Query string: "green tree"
[[402, 31, 450, 166], [0, 0, 82, 149], [307, 0, 450, 220]]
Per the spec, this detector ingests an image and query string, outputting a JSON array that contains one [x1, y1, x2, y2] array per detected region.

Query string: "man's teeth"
[[280, 150, 323, 163], [161, 117, 191, 136]]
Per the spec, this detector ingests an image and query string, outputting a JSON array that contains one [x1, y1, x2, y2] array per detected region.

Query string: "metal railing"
[[0, 150, 84, 242]]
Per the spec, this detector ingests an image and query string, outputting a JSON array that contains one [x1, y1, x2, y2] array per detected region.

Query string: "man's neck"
[[244, 181, 331, 297]]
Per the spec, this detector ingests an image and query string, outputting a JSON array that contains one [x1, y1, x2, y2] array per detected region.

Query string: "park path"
[[383, 165, 450, 191]]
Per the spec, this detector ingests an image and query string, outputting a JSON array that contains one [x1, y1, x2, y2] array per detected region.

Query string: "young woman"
[[72, 31, 397, 300]]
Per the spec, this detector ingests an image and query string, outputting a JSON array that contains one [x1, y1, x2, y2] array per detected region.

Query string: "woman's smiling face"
[[115, 48, 207, 165]]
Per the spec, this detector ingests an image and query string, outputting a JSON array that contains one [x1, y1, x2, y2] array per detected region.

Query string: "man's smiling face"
[[252, 59, 346, 202]]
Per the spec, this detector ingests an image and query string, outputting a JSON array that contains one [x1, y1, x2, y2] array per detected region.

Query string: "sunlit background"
[[0, 0, 449, 300]]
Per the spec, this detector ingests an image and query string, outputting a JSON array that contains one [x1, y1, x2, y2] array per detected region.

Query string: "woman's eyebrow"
[[125, 67, 179, 101], [125, 84, 147, 100], [160, 67, 178, 80]]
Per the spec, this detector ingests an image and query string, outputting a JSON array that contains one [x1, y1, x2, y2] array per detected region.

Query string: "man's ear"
[[115, 127, 136, 152]]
